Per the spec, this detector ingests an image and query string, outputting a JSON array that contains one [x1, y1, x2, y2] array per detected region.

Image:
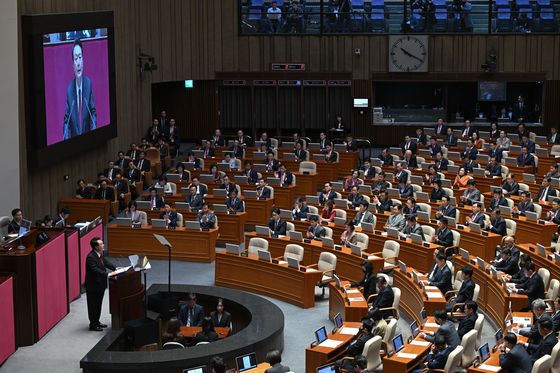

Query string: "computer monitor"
[[398, 260, 407, 273], [322, 237, 334, 248], [255, 225, 270, 236], [421, 307, 427, 322], [287, 256, 300, 269], [537, 244, 547, 257], [410, 233, 423, 244], [315, 326, 328, 344], [213, 189, 227, 198], [494, 328, 503, 343], [213, 204, 228, 213], [288, 230, 303, 242], [235, 353, 258, 372], [334, 313, 343, 329], [258, 249, 271, 262], [225, 243, 242, 255], [183, 366, 207, 373], [361, 222, 374, 233], [410, 321, 419, 338], [392, 334, 405, 353], [469, 222, 482, 233], [151, 219, 167, 228], [479, 343, 490, 363], [316, 363, 337, 373], [114, 217, 132, 226]]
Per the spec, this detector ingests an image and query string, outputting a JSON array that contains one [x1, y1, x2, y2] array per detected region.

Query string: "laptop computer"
[[235, 353, 258, 373], [175, 202, 190, 211], [316, 363, 337, 373], [537, 243, 547, 257], [287, 256, 300, 269], [114, 217, 132, 226], [333, 217, 346, 226], [361, 222, 375, 233], [213, 189, 227, 198], [258, 249, 271, 262], [279, 209, 293, 219], [152, 219, 167, 228], [417, 211, 430, 222], [213, 204, 228, 213], [522, 173, 536, 183], [225, 243, 242, 255], [282, 141, 295, 149], [243, 190, 258, 199], [267, 177, 281, 187], [479, 343, 491, 363], [476, 257, 486, 269], [469, 222, 482, 233], [334, 313, 343, 330], [387, 227, 400, 238], [415, 191, 429, 202], [498, 205, 512, 216], [306, 195, 320, 204], [387, 188, 400, 198], [410, 320, 419, 338], [283, 153, 297, 162], [185, 221, 201, 230], [183, 366, 207, 373], [332, 182, 344, 191], [525, 211, 538, 222], [255, 225, 270, 236], [398, 260, 407, 273], [289, 230, 303, 242], [234, 175, 249, 185], [136, 200, 151, 210], [410, 233, 423, 244], [392, 334, 405, 353], [315, 326, 328, 345]]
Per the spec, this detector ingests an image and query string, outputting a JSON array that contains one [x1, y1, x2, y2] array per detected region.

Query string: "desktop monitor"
[[410, 320, 419, 338], [316, 363, 337, 373], [183, 367, 207, 373], [315, 326, 328, 344], [235, 353, 258, 373], [334, 313, 343, 329], [494, 328, 503, 343], [392, 334, 405, 353], [287, 256, 300, 269], [479, 343, 491, 363]]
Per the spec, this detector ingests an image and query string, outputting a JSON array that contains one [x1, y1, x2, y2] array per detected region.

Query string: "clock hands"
[[400, 47, 424, 63]]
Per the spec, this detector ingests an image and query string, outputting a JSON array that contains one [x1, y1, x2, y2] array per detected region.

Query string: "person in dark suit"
[[197, 203, 216, 229], [317, 132, 331, 153], [75, 179, 92, 199], [430, 180, 446, 202], [146, 187, 165, 210], [435, 196, 457, 220], [185, 152, 202, 170], [378, 148, 394, 167], [461, 139, 478, 160], [53, 207, 71, 228], [370, 277, 394, 319], [340, 319, 375, 372], [422, 310, 461, 348], [195, 316, 219, 344], [344, 135, 358, 152], [226, 190, 244, 212], [293, 142, 307, 162], [402, 215, 425, 240], [360, 160, 376, 180], [264, 151, 279, 173], [256, 179, 272, 199], [202, 140, 216, 159], [372, 172, 390, 193], [501, 174, 519, 197], [146, 120, 160, 144], [319, 182, 337, 205], [432, 218, 454, 247], [513, 191, 535, 217], [324, 144, 338, 163], [211, 129, 225, 147], [536, 178, 557, 203], [115, 151, 130, 171], [236, 129, 252, 147], [277, 164, 293, 187], [488, 189, 509, 211], [403, 150, 418, 169], [526, 317, 556, 363], [489, 122, 500, 140], [243, 161, 259, 184], [488, 141, 504, 163], [264, 350, 291, 373], [516, 146, 536, 169], [347, 186, 365, 208], [353, 202, 375, 227], [165, 119, 180, 156], [466, 202, 485, 227], [551, 297, 560, 332], [545, 164, 560, 180], [373, 190, 393, 212], [412, 335, 454, 373], [94, 180, 115, 201], [351, 260, 377, 300], [429, 253, 452, 294], [63, 39, 96, 140], [268, 208, 287, 236], [519, 135, 536, 154], [125, 163, 141, 193], [457, 301, 478, 339], [134, 151, 151, 174], [292, 197, 309, 220], [548, 127, 560, 144], [85, 237, 116, 331], [187, 186, 205, 211], [434, 118, 447, 137], [463, 155, 479, 174], [549, 199, 560, 224], [499, 332, 533, 373], [112, 174, 129, 210], [257, 132, 272, 150], [103, 161, 116, 181], [160, 204, 178, 228], [416, 128, 428, 145], [515, 122, 530, 140], [434, 153, 449, 172], [428, 138, 442, 159], [393, 162, 409, 184], [460, 120, 476, 139], [219, 176, 237, 195], [210, 299, 232, 328], [485, 209, 507, 236], [178, 293, 205, 326], [444, 127, 458, 147], [446, 266, 475, 312], [495, 248, 519, 276], [401, 135, 417, 155], [126, 143, 139, 162], [485, 157, 502, 178], [306, 215, 326, 240], [513, 263, 545, 311]]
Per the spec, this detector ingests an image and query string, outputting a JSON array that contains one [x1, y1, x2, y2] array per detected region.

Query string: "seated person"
[[184, 152, 201, 170], [155, 175, 173, 194], [393, 162, 408, 184], [352, 202, 374, 227], [446, 266, 475, 312], [291, 197, 309, 219], [434, 152, 449, 172], [519, 134, 536, 154], [344, 135, 358, 152], [494, 248, 519, 276], [210, 298, 232, 328], [197, 203, 216, 229], [513, 191, 534, 216], [460, 180, 481, 205], [361, 160, 376, 180], [551, 297, 560, 333], [484, 208, 507, 236], [431, 217, 454, 247], [146, 187, 165, 210], [174, 164, 190, 182], [306, 215, 326, 240], [545, 163, 560, 180], [421, 310, 461, 348], [189, 177, 208, 196], [429, 253, 452, 294], [397, 180, 414, 199], [525, 317, 557, 364], [463, 155, 479, 174], [230, 139, 244, 159], [516, 146, 536, 168], [256, 178, 272, 199], [435, 196, 457, 220], [195, 317, 219, 344], [347, 186, 365, 208], [340, 221, 358, 246], [402, 149, 418, 169], [378, 148, 394, 166], [369, 276, 394, 319], [208, 164, 224, 184], [536, 178, 557, 203], [453, 167, 471, 188], [340, 320, 375, 372], [544, 198, 560, 224], [202, 140, 215, 158], [124, 201, 143, 224], [457, 301, 478, 339], [219, 175, 237, 195], [518, 299, 547, 346], [465, 202, 485, 227], [178, 293, 205, 326], [444, 127, 457, 147], [502, 174, 519, 196], [499, 332, 533, 372], [402, 215, 425, 240], [293, 142, 306, 162], [372, 190, 392, 212], [351, 260, 377, 300], [162, 317, 184, 346], [384, 204, 406, 231], [428, 137, 441, 158], [243, 161, 259, 184], [431, 180, 446, 201], [371, 172, 390, 193], [319, 182, 337, 205], [485, 156, 502, 178], [75, 179, 92, 199], [424, 165, 441, 184], [345, 170, 363, 192], [412, 335, 454, 373], [369, 308, 388, 338], [510, 263, 545, 312], [403, 197, 420, 216], [324, 144, 338, 163], [8, 208, 24, 234], [187, 185, 204, 211], [264, 350, 290, 373], [264, 151, 279, 173], [160, 204, 178, 228], [320, 201, 336, 223], [226, 189, 244, 212], [488, 189, 509, 211], [95, 180, 115, 201], [276, 164, 293, 187], [268, 208, 287, 235]]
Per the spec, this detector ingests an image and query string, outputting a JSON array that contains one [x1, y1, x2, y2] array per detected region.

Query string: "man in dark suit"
[[243, 161, 259, 184], [545, 198, 560, 224], [197, 203, 216, 229], [360, 160, 376, 180], [344, 135, 358, 152], [412, 335, 454, 373], [264, 151, 279, 173], [370, 276, 394, 319], [126, 143, 139, 161], [291, 197, 309, 220], [446, 266, 475, 312], [487, 141, 504, 163], [264, 350, 291, 373], [146, 187, 165, 210], [226, 190, 244, 212], [513, 263, 545, 311], [211, 129, 225, 147], [428, 138, 442, 159], [113, 174, 129, 210], [513, 98, 528, 123], [210, 299, 231, 328], [185, 152, 202, 170], [488, 189, 509, 211], [306, 215, 326, 240], [219, 175, 237, 195], [230, 140, 244, 159], [444, 127, 457, 147], [165, 118, 180, 156], [526, 317, 556, 363], [318, 132, 331, 153], [466, 202, 485, 227], [393, 162, 409, 184], [401, 135, 417, 155], [519, 299, 547, 345], [403, 150, 418, 169], [277, 164, 294, 187], [178, 293, 205, 326], [373, 190, 393, 212], [187, 186, 204, 211], [236, 129, 252, 147], [257, 132, 272, 149], [499, 332, 533, 373], [552, 297, 560, 332], [461, 139, 478, 160], [347, 186, 365, 208], [548, 127, 560, 144], [435, 196, 457, 220], [202, 140, 215, 159], [495, 248, 519, 276], [485, 209, 507, 236], [103, 161, 116, 180], [190, 177, 208, 196], [460, 120, 476, 139], [293, 143, 306, 162], [115, 151, 130, 171], [402, 215, 425, 240], [268, 208, 287, 236], [319, 182, 337, 205], [516, 146, 536, 169], [463, 155, 479, 173], [378, 148, 394, 167], [457, 301, 478, 339], [324, 144, 338, 163], [63, 39, 97, 140], [256, 179, 272, 199], [422, 310, 461, 348], [485, 157, 502, 178], [519, 134, 536, 154], [429, 253, 452, 294], [434, 152, 449, 172], [160, 204, 178, 228], [341, 319, 375, 372], [434, 117, 447, 137], [432, 218, 454, 247], [513, 191, 535, 216], [85, 237, 116, 331], [94, 180, 115, 201], [536, 178, 558, 203], [502, 174, 519, 197]]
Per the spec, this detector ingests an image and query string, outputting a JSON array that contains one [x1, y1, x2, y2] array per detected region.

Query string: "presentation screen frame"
[[22, 11, 117, 168]]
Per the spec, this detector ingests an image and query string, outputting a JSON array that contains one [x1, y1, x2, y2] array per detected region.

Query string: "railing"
[[239, 0, 560, 34]]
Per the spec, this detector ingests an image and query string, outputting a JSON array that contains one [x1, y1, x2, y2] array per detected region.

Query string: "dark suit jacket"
[[429, 144, 442, 158], [135, 158, 151, 173], [231, 146, 244, 159], [160, 211, 178, 228], [429, 265, 452, 294], [211, 135, 225, 147], [424, 320, 461, 348], [489, 196, 509, 211], [226, 197, 244, 212], [517, 153, 535, 167], [435, 124, 448, 137], [438, 204, 457, 219], [394, 171, 408, 184], [178, 303, 205, 326], [95, 187, 115, 201], [63, 76, 96, 139], [348, 193, 365, 208], [461, 146, 478, 160], [502, 181, 519, 196], [187, 194, 204, 210], [256, 186, 271, 199], [372, 285, 395, 318], [426, 346, 454, 370], [125, 149, 138, 161], [378, 154, 394, 166], [519, 140, 536, 154], [210, 311, 231, 328], [279, 171, 293, 187], [294, 149, 307, 161], [114, 180, 128, 196], [469, 212, 485, 227], [517, 201, 534, 216], [353, 273, 377, 300], [147, 195, 165, 209], [455, 278, 475, 304], [431, 188, 446, 201], [76, 187, 92, 199], [496, 257, 519, 276], [536, 186, 557, 202], [166, 126, 180, 145], [198, 212, 216, 229], [434, 158, 449, 171], [445, 134, 458, 146], [499, 344, 533, 373], [435, 228, 454, 247], [460, 126, 476, 139], [401, 141, 417, 154], [548, 133, 560, 144], [202, 148, 215, 158], [463, 160, 479, 173], [378, 198, 393, 212], [308, 224, 326, 239], [552, 311, 560, 332], [346, 332, 374, 357], [325, 152, 338, 163], [292, 203, 309, 219], [488, 148, 504, 163], [319, 191, 337, 205], [403, 156, 418, 169], [362, 166, 376, 180], [457, 313, 477, 339], [84, 250, 116, 293], [245, 169, 259, 184], [115, 158, 130, 171], [530, 332, 557, 363], [488, 217, 507, 236], [126, 169, 141, 183], [517, 273, 545, 308], [269, 219, 287, 235], [265, 364, 291, 373], [220, 183, 237, 195]]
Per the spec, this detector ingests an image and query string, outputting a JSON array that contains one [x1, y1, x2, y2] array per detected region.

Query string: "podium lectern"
[[109, 270, 144, 330]]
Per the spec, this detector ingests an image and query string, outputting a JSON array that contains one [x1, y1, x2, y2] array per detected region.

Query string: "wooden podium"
[[109, 270, 145, 330]]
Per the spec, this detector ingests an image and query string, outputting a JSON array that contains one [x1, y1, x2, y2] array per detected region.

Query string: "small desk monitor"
[[185, 221, 201, 230], [398, 260, 407, 273], [334, 313, 343, 329], [315, 326, 328, 344], [289, 230, 303, 241], [255, 225, 270, 236], [257, 249, 271, 262], [479, 343, 490, 363], [392, 334, 405, 353], [152, 219, 167, 228], [316, 363, 337, 373], [410, 320, 419, 338], [183, 367, 206, 373], [361, 222, 374, 232], [494, 328, 503, 343], [225, 243, 242, 255], [287, 256, 300, 269], [235, 353, 258, 372], [114, 217, 132, 226], [421, 307, 427, 322]]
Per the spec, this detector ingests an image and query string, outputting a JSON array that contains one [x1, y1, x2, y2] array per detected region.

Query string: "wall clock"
[[388, 35, 429, 73]]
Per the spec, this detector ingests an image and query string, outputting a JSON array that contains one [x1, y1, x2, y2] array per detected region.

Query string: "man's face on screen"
[[73, 44, 83, 81]]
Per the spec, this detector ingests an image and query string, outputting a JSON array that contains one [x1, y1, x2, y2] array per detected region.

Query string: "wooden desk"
[[305, 321, 362, 373], [328, 281, 369, 322], [180, 326, 230, 339], [107, 225, 219, 262], [204, 195, 273, 226], [394, 267, 446, 318], [273, 185, 296, 209], [58, 198, 110, 225], [517, 243, 560, 282], [454, 255, 528, 330], [215, 251, 323, 308]]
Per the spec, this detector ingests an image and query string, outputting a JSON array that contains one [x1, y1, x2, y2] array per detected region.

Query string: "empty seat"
[[382, 319, 398, 354], [354, 232, 369, 250], [248, 237, 269, 255], [373, 240, 400, 269], [312, 252, 337, 297], [299, 161, 317, 174], [460, 330, 478, 368], [284, 244, 304, 262], [538, 267, 551, 290]]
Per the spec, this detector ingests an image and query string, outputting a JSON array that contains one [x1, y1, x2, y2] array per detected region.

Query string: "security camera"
[[354, 48, 361, 56]]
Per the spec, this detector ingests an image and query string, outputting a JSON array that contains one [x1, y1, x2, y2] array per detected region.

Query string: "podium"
[[109, 270, 145, 330]]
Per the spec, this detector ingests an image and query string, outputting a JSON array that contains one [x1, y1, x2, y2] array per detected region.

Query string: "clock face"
[[389, 35, 429, 72]]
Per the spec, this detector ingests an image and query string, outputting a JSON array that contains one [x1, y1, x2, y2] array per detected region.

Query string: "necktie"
[[463, 128, 468, 137], [99, 252, 104, 266], [78, 88, 82, 134], [187, 308, 192, 326], [139, 160, 143, 170], [152, 197, 156, 208], [102, 190, 106, 200]]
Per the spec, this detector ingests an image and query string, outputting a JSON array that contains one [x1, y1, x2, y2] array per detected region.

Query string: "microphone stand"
[[165, 243, 172, 294]]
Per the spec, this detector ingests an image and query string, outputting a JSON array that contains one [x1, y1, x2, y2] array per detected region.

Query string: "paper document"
[[478, 364, 501, 372], [410, 340, 430, 346], [277, 260, 287, 265], [318, 339, 343, 348], [346, 289, 361, 294], [424, 322, 439, 328], [424, 286, 439, 291], [339, 327, 360, 335], [396, 352, 418, 359], [348, 297, 364, 302], [306, 268, 318, 272], [367, 255, 380, 259], [426, 292, 443, 298], [112, 266, 131, 276]]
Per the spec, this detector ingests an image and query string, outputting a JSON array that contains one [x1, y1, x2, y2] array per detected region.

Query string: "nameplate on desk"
[[346, 289, 361, 294], [348, 297, 364, 302], [481, 231, 489, 237], [396, 352, 418, 359], [228, 211, 237, 215], [367, 255, 380, 259], [426, 292, 442, 299], [422, 242, 430, 248], [456, 224, 464, 230], [271, 259, 279, 264], [537, 220, 546, 225]]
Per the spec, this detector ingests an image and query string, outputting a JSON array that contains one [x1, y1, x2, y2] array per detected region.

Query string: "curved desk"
[[80, 284, 284, 373], [328, 281, 369, 322]]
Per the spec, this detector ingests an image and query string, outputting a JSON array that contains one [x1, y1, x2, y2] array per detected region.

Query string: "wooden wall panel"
[[17, 0, 560, 220]]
